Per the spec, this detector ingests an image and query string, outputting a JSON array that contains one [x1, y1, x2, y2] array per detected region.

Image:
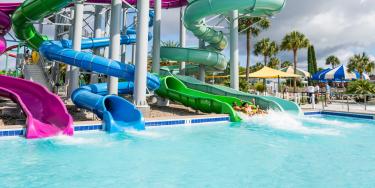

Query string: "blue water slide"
[[71, 82, 145, 132], [57, 11, 154, 50], [39, 11, 158, 133]]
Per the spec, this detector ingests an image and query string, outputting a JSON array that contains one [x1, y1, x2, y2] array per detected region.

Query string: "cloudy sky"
[[2, 0, 375, 73]]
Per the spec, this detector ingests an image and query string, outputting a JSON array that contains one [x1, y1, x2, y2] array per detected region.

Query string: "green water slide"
[[175, 75, 302, 114], [159, 0, 300, 115], [160, 0, 286, 71], [156, 76, 257, 122]]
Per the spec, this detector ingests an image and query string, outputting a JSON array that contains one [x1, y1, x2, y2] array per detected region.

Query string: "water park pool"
[[0, 113, 374, 187]]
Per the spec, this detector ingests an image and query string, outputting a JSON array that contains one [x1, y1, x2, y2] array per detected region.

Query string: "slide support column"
[[179, 6, 186, 75], [199, 39, 205, 82], [121, 8, 127, 63], [91, 5, 104, 84], [151, 0, 161, 74], [107, 0, 122, 95], [230, 10, 239, 91], [68, 1, 84, 97], [134, 0, 150, 107]]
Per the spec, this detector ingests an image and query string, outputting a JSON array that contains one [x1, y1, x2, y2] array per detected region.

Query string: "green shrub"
[[255, 81, 266, 92]]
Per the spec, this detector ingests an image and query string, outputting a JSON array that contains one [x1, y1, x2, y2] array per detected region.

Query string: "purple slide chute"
[[0, 0, 187, 53], [0, 3, 18, 54], [0, 75, 73, 139]]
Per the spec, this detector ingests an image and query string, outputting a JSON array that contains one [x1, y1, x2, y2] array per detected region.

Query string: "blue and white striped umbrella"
[[324, 65, 369, 80]]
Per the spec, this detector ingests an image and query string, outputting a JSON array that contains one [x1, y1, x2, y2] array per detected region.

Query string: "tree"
[[250, 62, 264, 72], [239, 17, 270, 81], [281, 31, 310, 91], [325, 55, 340, 69], [348, 52, 375, 80], [281, 61, 292, 68], [254, 38, 279, 66], [310, 46, 318, 73], [268, 57, 281, 69]]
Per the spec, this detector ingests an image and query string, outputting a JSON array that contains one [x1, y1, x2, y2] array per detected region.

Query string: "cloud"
[[2, 0, 375, 74]]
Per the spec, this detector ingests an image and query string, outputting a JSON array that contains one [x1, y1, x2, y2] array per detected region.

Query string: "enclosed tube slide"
[[11, 0, 186, 133], [0, 75, 73, 139], [70, 11, 154, 132], [72, 83, 144, 132], [161, 0, 285, 70], [156, 76, 257, 122], [0, 3, 18, 54]]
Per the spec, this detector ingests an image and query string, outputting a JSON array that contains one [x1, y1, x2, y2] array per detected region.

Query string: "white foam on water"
[[300, 116, 364, 129], [242, 111, 340, 136], [50, 134, 109, 146], [126, 129, 165, 139]]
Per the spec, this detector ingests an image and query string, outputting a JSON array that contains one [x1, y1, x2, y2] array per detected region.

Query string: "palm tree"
[[348, 52, 375, 80], [268, 57, 281, 69], [325, 55, 340, 69], [239, 17, 270, 81], [250, 62, 264, 72], [281, 61, 292, 68], [281, 31, 310, 92], [254, 38, 279, 66]]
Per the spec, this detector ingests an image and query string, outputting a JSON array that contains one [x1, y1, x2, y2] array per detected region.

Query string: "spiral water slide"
[[158, 0, 301, 114], [11, 0, 187, 133]]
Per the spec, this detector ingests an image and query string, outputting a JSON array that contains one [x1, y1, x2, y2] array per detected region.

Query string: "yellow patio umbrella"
[[245, 66, 301, 78], [244, 66, 301, 92]]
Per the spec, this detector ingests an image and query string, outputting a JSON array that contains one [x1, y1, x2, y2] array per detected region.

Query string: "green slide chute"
[[160, 0, 286, 71], [175, 75, 302, 114], [156, 76, 257, 122], [12, 0, 71, 49]]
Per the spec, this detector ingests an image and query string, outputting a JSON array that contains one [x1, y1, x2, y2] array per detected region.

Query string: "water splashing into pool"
[[238, 111, 343, 135]]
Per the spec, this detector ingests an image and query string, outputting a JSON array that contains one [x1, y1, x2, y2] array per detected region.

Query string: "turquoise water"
[[0, 113, 375, 188]]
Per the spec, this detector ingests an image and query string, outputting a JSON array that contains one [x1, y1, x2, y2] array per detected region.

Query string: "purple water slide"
[[0, 75, 74, 139], [0, 3, 18, 54], [0, 0, 187, 53]]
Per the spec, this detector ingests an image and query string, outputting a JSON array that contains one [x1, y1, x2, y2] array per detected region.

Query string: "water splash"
[[241, 111, 340, 136]]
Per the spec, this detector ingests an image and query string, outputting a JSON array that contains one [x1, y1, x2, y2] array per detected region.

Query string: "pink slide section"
[[0, 3, 17, 54], [0, 0, 187, 53], [0, 75, 73, 139]]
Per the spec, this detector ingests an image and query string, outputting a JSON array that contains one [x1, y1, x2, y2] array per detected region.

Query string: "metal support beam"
[[133, 0, 150, 107], [90, 5, 105, 84], [121, 8, 127, 63], [199, 39, 205, 82], [68, 1, 84, 97], [230, 10, 239, 91], [107, 0, 122, 95], [151, 0, 161, 74], [179, 6, 186, 75]]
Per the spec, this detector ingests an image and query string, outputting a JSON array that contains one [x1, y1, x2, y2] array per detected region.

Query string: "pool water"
[[1, 113, 375, 188]]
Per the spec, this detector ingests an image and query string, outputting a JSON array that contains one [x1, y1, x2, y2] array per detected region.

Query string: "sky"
[[1, 0, 375, 74]]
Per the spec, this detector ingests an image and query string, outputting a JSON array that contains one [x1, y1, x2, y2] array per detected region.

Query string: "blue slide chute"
[[39, 11, 158, 133]]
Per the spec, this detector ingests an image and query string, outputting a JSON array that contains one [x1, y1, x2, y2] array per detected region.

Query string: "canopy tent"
[[323, 65, 369, 81], [246, 66, 300, 93], [312, 68, 332, 81], [279, 66, 311, 78], [247, 66, 301, 79]]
